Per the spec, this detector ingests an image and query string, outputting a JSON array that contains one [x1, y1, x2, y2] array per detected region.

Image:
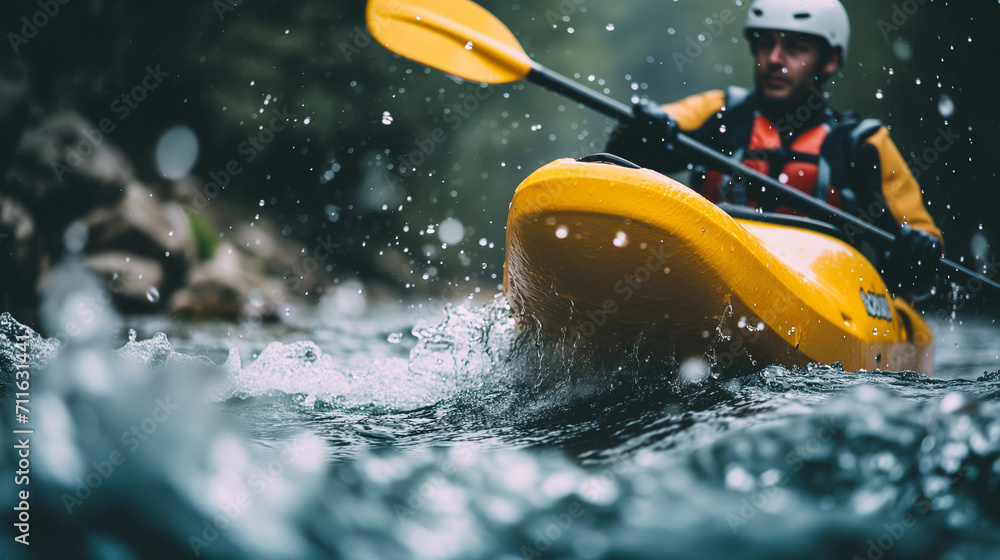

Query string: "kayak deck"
[[503, 158, 934, 375]]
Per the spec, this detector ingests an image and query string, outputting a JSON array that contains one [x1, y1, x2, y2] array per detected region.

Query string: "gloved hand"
[[631, 99, 678, 146], [880, 225, 942, 300]]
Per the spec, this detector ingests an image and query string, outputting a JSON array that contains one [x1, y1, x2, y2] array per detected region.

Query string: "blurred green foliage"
[[11, 0, 999, 296]]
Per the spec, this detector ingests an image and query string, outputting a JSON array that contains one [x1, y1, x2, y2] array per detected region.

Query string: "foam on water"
[[2, 259, 1000, 559], [201, 296, 524, 410]]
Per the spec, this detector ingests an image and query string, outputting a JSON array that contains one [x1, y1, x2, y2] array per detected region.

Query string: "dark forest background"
[[2, 0, 997, 310]]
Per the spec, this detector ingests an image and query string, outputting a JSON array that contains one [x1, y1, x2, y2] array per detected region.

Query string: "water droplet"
[[939, 392, 974, 415], [381, 111, 393, 125], [613, 231, 628, 247], [248, 290, 264, 307], [146, 287, 161, 303], [555, 225, 569, 239], [938, 95, 955, 118], [154, 125, 200, 180], [465, 41, 474, 50], [605, 23, 615, 31], [970, 232, 990, 264], [64, 221, 88, 253], [387, 332, 402, 344], [893, 38, 912, 61], [438, 217, 465, 245], [724, 464, 753, 491], [680, 357, 711, 384]]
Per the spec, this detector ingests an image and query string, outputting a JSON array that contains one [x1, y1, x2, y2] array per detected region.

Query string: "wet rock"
[[3, 115, 131, 232], [170, 176, 217, 218], [0, 194, 37, 267], [168, 244, 244, 318], [82, 181, 196, 295], [0, 114, 198, 312], [231, 222, 323, 296], [1, 113, 360, 321], [0, 194, 41, 303], [84, 252, 164, 311], [169, 242, 288, 321], [0, 195, 33, 243]]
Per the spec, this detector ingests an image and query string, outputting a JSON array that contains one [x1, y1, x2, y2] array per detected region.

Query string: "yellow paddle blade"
[[366, 0, 534, 84]]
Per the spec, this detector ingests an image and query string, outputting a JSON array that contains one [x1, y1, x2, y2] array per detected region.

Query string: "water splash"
[[2, 284, 1000, 560]]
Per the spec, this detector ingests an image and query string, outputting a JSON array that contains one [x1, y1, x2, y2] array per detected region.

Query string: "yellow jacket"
[[659, 89, 942, 243]]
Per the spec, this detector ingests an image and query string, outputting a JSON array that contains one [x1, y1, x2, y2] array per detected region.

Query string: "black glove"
[[880, 225, 942, 300], [631, 99, 678, 147]]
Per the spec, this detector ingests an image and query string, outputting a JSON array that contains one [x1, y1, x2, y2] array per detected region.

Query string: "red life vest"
[[698, 113, 844, 212]]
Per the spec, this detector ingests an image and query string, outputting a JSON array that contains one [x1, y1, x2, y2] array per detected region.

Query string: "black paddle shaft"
[[527, 67, 633, 120], [527, 67, 892, 240], [525, 65, 1000, 300], [677, 134, 1000, 299]]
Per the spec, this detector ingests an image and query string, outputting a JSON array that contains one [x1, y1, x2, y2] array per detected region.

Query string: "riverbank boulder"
[[1, 114, 336, 320]]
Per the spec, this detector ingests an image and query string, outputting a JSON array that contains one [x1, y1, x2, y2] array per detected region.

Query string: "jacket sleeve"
[[662, 89, 727, 132], [865, 127, 944, 246], [605, 90, 726, 174]]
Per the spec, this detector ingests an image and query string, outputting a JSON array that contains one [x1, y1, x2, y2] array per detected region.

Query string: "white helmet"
[[744, 0, 850, 65]]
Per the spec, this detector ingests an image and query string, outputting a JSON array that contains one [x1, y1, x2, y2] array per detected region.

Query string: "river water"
[[2, 259, 1000, 560]]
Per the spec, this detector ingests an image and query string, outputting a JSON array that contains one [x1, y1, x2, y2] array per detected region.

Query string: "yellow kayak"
[[503, 158, 934, 375]]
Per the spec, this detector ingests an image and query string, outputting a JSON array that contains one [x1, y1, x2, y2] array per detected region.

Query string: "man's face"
[[751, 29, 839, 105]]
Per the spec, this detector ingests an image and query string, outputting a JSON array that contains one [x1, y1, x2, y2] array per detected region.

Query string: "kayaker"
[[607, 0, 943, 300]]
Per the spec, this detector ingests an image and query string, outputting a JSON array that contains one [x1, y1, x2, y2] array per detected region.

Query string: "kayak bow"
[[503, 158, 934, 375]]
